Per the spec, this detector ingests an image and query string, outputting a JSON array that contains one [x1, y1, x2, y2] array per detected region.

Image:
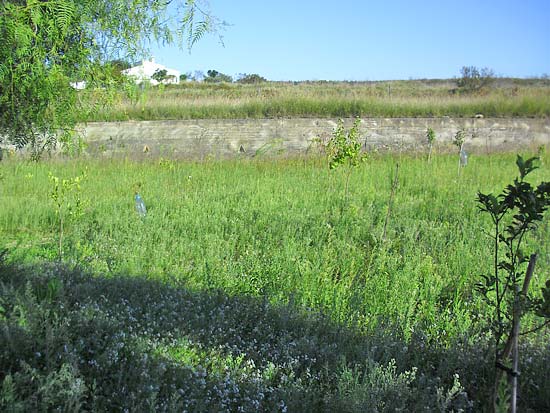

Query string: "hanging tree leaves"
[[0, 0, 220, 157]]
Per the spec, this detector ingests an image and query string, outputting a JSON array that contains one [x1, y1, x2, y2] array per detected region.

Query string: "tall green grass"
[[78, 80, 550, 121], [2, 152, 550, 410], [2, 152, 549, 337]]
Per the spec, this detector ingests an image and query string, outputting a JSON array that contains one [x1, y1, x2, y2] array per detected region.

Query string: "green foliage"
[[453, 129, 467, 174], [426, 127, 436, 146], [453, 129, 466, 150], [537, 145, 546, 166], [151, 69, 169, 83], [327, 118, 364, 170], [326, 118, 366, 201], [426, 127, 436, 162], [0, 263, 496, 411], [109, 59, 131, 72], [180, 0, 220, 50], [1, 153, 550, 410], [237, 73, 267, 84], [1, 259, 548, 411], [494, 375, 511, 413], [538, 280, 550, 318], [1, 374, 25, 413], [0, 0, 218, 156], [0, 0, 80, 156], [456, 66, 495, 93], [49, 171, 87, 258], [476, 155, 550, 407], [476, 156, 550, 328], [327, 359, 417, 411], [2, 153, 547, 330], [204, 69, 233, 83]]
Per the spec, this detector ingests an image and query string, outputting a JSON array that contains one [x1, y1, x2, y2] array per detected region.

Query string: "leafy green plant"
[[59, 130, 87, 157], [49, 171, 87, 259], [204, 69, 233, 83], [0, 374, 24, 412], [453, 129, 466, 176], [426, 127, 436, 162], [151, 69, 169, 83], [326, 118, 365, 200], [476, 155, 550, 411]]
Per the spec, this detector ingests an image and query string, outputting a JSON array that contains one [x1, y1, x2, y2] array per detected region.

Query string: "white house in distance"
[[122, 57, 181, 86]]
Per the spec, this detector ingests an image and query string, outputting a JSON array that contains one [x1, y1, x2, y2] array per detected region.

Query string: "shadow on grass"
[[1, 260, 548, 412]]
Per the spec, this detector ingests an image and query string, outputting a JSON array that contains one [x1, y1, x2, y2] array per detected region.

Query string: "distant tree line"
[[102, 61, 269, 84], [192, 70, 267, 84]]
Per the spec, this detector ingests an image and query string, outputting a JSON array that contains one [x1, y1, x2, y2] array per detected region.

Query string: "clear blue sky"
[[150, 0, 550, 81]]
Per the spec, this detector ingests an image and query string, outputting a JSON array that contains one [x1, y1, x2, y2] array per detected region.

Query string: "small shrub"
[[204, 69, 233, 83], [49, 171, 87, 259], [476, 155, 550, 410], [456, 66, 495, 93], [237, 73, 267, 84], [326, 118, 366, 200]]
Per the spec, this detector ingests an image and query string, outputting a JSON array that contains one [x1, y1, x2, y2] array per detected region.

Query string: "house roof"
[[122, 58, 180, 84]]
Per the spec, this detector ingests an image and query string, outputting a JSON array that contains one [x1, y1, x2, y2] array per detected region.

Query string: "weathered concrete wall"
[[82, 117, 550, 158]]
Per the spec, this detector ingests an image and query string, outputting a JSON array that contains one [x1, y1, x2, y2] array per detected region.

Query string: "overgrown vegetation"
[[237, 73, 268, 84], [204, 69, 233, 83], [78, 78, 550, 122], [1, 152, 549, 411], [0, 0, 218, 156]]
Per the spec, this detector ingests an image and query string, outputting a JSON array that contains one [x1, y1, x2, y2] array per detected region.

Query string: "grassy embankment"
[[79, 78, 550, 121], [1, 152, 549, 410]]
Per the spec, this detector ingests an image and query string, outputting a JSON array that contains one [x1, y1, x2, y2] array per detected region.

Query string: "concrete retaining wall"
[[81, 117, 550, 158]]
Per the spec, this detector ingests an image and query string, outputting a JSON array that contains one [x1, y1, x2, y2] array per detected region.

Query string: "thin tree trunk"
[[493, 254, 537, 412], [457, 143, 463, 176], [382, 163, 399, 241], [58, 215, 64, 260], [511, 284, 520, 413]]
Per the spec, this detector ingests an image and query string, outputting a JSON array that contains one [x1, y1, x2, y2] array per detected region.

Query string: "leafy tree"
[[476, 155, 550, 411], [326, 118, 366, 201], [0, 0, 219, 157], [206, 69, 219, 79], [151, 69, 169, 83], [110, 59, 132, 71], [107, 59, 132, 80], [237, 73, 267, 84], [204, 69, 233, 83], [456, 66, 495, 93]]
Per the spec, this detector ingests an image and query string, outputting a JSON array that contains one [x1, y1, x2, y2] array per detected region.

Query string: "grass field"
[[1, 152, 550, 411], [79, 78, 550, 121]]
